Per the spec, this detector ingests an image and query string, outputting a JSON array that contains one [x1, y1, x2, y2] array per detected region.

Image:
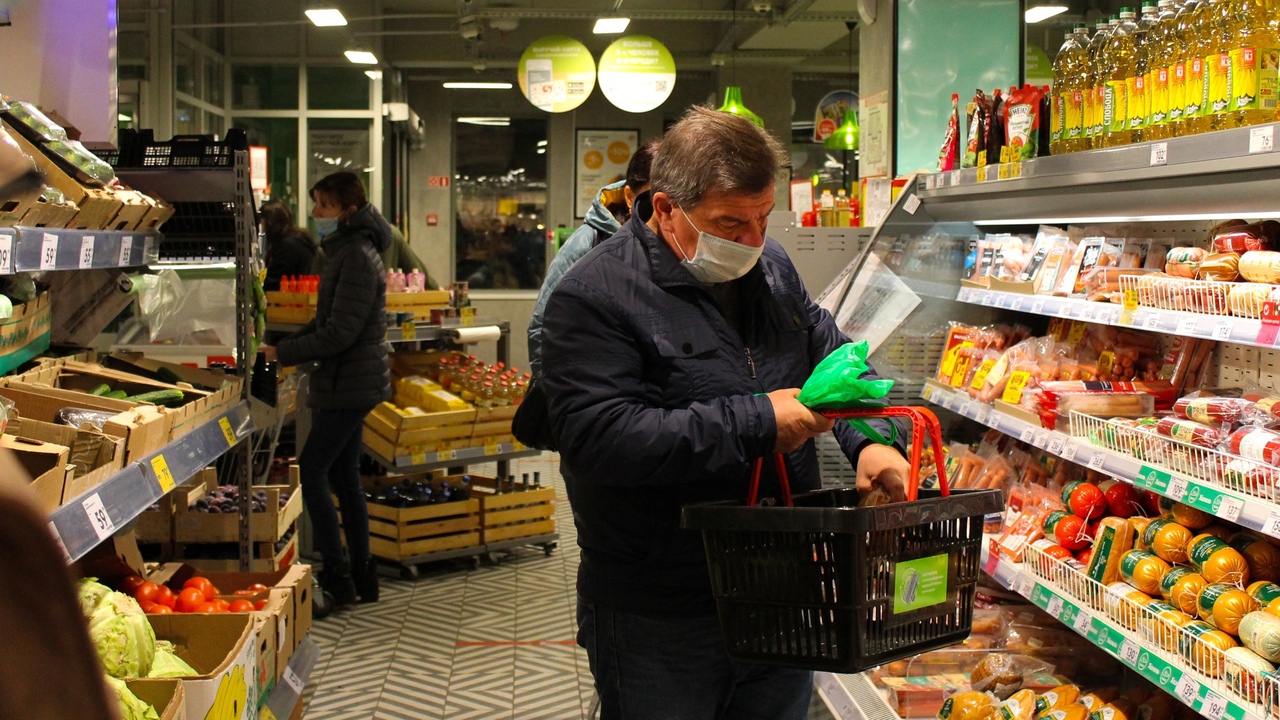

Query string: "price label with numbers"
[[1217, 495, 1244, 523], [1032, 298, 1046, 314], [1017, 573, 1035, 596], [922, 385, 934, 401], [118, 236, 133, 266], [1058, 303, 1074, 318], [400, 321, 416, 340], [1123, 287, 1140, 311], [982, 292, 995, 306], [282, 665, 304, 694], [437, 449, 458, 462], [1034, 430, 1050, 448], [1201, 691, 1227, 720], [1047, 594, 1065, 618], [79, 235, 95, 269], [150, 455, 176, 493], [484, 440, 500, 455], [1120, 639, 1141, 665], [82, 492, 115, 541], [904, 194, 922, 214], [40, 233, 58, 270], [1213, 319, 1233, 341], [0, 233, 12, 275], [1072, 608, 1093, 635], [960, 399, 973, 417], [1089, 453, 1106, 470], [1144, 312, 1160, 329], [1177, 316, 1198, 336], [218, 416, 237, 447], [1251, 125, 1275, 154], [1264, 511, 1280, 538], [1063, 441, 1080, 462], [975, 405, 989, 424], [1175, 673, 1200, 705], [1048, 436, 1065, 455], [1151, 142, 1169, 166], [1167, 477, 1188, 500], [1021, 427, 1035, 443], [1012, 296, 1025, 311], [411, 453, 427, 466]]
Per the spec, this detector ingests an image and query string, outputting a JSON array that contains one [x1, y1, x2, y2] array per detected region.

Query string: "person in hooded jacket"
[[263, 171, 392, 606]]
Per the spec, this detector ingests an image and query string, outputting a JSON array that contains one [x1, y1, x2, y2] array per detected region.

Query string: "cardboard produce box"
[[175, 533, 298, 573], [127, 678, 186, 720], [1, 119, 123, 230], [0, 432, 70, 513], [0, 293, 52, 375], [173, 467, 301, 543], [148, 613, 259, 720], [0, 381, 171, 463], [9, 414, 124, 501]]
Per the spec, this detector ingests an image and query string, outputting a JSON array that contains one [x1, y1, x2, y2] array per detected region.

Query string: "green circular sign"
[[517, 35, 597, 113], [598, 35, 677, 113]]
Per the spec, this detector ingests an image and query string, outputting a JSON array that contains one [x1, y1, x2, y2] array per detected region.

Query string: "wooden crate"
[[175, 532, 298, 572], [364, 497, 481, 561], [476, 483, 556, 544], [174, 467, 302, 543]]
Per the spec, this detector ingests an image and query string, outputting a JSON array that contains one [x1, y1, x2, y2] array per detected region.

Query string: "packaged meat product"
[[1019, 227, 1068, 284], [1240, 251, 1280, 284], [1239, 611, 1280, 662], [1039, 380, 1179, 409], [938, 690, 997, 720], [1174, 395, 1262, 427], [1142, 519, 1193, 564], [1159, 498, 1213, 529], [1198, 583, 1259, 635], [1091, 700, 1137, 720], [1227, 427, 1280, 467], [1046, 511, 1091, 551], [1223, 646, 1275, 702], [997, 505, 1050, 561], [1087, 517, 1136, 586], [1035, 686, 1080, 716], [1165, 247, 1207, 278], [1181, 621, 1239, 678], [1161, 567, 1209, 615], [999, 689, 1037, 720], [1035, 239, 1075, 295], [1144, 601, 1196, 652], [1154, 416, 1228, 449], [1119, 549, 1171, 595], [1077, 689, 1119, 714], [1052, 393, 1155, 421], [1055, 238, 1103, 297], [970, 654, 1025, 698], [1061, 481, 1107, 520], [1197, 252, 1242, 282], [1080, 267, 1158, 303], [938, 323, 980, 382], [1102, 581, 1153, 630], [1248, 581, 1280, 606], [1223, 459, 1280, 496], [1215, 225, 1275, 253], [1228, 283, 1275, 318], [1097, 480, 1143, 518], [1231, 535, 1280, 584], [1188, 534, 1251, 586]]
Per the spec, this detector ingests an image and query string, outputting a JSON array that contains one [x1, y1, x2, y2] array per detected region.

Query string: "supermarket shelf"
[[0, 226, 160, 273], [48, 401, 253, 563], [955, 286, 1265, 349], [815, 671, 901, 720], [363, 442, 541, 472], [915, 122, 1280, 223], [980, 541, 1264, 720], [267, 318, 508, 346], [920, 381, 1280, 541], [262, 634, 319, 720]]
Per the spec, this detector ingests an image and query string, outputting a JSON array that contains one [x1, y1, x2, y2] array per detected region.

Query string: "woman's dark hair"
[[309, 171, 368, 211], [626, 139, 660, 193], [259, 200, 296, 240]]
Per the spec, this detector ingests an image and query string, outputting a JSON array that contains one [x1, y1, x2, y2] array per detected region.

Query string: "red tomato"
[[138, 601, 160, 613], [228, 599, 255, 613], [196, 602, 220, 613], [211, 598, 231, 612], [154, 585, 177, 609], [119, 575, 147, 595], [232, 589, 258, 597], [254, 600, 268, 611], [133, 582, 160, 605], [246, 583, 268, 593], [176, 587, 206, 613], [149, 604, 173, 614], [183, 577, 216, 602]]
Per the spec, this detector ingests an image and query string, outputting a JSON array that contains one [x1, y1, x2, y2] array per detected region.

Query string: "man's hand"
[[768, 389, 835, 454], [857, 443, 912, 502]]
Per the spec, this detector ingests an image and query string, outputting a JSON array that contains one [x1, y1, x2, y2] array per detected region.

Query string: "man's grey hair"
[[651, 105, 790, 209]]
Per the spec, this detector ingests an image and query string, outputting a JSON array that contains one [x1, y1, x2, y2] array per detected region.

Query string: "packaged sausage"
[[1198, 583, 1259, 635], [1144, 601, 1195, 653], [939, 690, 997, 720], [1227, 427, 1280, 467], [1223, 459, 1280, 497], [1158, 498, 1213, 529], [1165, 247, 1207, 278], [1215, 225, 1275, 253], [1174, 395, 1263, 428], [1055, 237, 1104, 297], [1154, 416, 1228, 449], [1119, 549, 1171, 595], [1239, 610, 1280, 662], [1239, 251, 1280, 284], [1197, 252, 1242, 282], [1161, 567, 1209, 616], [1188, 534, 1252, 586], [1248, 581, 1280, 605], [938, 323, 981, 382], [1180, 621, 1239, 678], [1142, 519, 1193, 564], [1228, 283, 1274, 318], [999, 689, 1038, 720], [1087, 517, 1136, 586], [1223, 645, 1275, 702], [1232, 535, 1280, 584]]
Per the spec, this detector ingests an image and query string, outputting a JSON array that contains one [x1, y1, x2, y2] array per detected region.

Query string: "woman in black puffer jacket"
[[271, 171, 391, 606]]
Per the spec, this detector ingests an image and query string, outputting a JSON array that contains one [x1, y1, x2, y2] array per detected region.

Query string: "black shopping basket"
[[681, 406, 1003, 673]]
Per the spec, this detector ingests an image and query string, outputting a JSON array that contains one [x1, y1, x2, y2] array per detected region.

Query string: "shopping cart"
[[681, 406, 1003, 672]]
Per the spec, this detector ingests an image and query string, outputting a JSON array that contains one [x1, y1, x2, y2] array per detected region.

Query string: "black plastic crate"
[[113, 128, 247, 169], [682, 485, 1002, 672]]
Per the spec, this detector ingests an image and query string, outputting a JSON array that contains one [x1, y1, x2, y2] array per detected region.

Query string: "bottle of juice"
[[1087, 18, 1115, 148], [1146, 0, 1180, 137], [818, 190, 834, 227], [1227, 0, 1280, 129], [1103, 9, 1139, 147], [1053, 26, 1087, 154], [835, 189, 851, 226]]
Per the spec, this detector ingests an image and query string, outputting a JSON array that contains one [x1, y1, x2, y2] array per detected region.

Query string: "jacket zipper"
[[744, 347, 757, 379]]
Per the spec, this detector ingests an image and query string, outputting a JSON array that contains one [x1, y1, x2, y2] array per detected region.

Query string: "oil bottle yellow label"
[[1185, 57, 1205, 118], [1169, 61, 1186, 121], [1066, 90, 1085, 138], [1207, 52, 1233, 114], [1128, 74, 1148, 129], [1106, 80, 1128, 133], [1151, 67, 1171, 124], [1231, 46, 1280, 111], [1053, 94, 1066, 142]]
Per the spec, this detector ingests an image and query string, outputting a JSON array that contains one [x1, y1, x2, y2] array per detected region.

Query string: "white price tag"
[[951, 170, 961, 186], [78, 235, 95, 269], [904, 194, 922, 215], [1048, 436, 1065, 455], [1081, 304, 1096, 321], [1144, 312, 1160, 330], [1218, 495, 1244, 523], [118, 236, 133, 266], [0, 233, 12, 275], [1089, 453, 1106, 470], [1012, 296, 1025, 311], [1175, 673, 1199, 706], [81, 492, 115, 541], [1120, 638, 1141, 665], [1017, 573, 1035, 596], [1213, 319, 1233, 341], [960, 399, 973, 417], [982, 292, 996, 306], [40, 233, 58, 270], [1021, 427, 1036, 443], [926, 175, 936, 190], [1264, 511, 1280, 538], [1058, 303, 1073, 318], [282, 665, 304, 694], [1150, 142, 1168, 166], [1034, 430, 1050, 449], [1032, 298, 1046, 314], [975, 405, 989, 424], [1177, 316, 1198, 336], [1167, 477, 1188, 500], [1047, 594, 1065, 618], [1202, 691, 1227, 720], [143, 235, 155, 259], [1251, 125, 1275, 154], [1072, 608, 1093, 635], [1063, 441, 1080, 462]]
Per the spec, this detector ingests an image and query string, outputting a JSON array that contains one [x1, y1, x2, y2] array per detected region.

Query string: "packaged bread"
[[1144, 601, 1196, 652], [939, 691, 998, 720], [1161, 567, 1209, 615], [1249, 581, 1280, 606], [1165, 247, 1207, 278], [1197, 252, 1242, 282], [1198, 583, 1259, 635], [1179, 620, 1239, 677], [999, 690, 1038, 720], [1087, 518, 1136, 586], [1141, 520, 1193, 564], [1119, 550, 1170, 595], [1228, 283, 1273, 318], [1239, 610, 1280, 662], [1232, 535, 1280, 584], [1239, 251, 1280, 284], [1036, 686, 1081, 717], [1224, 645, 1275, 703], [1188, 534, 1252, 586], [1158, 498, 1212, 529]]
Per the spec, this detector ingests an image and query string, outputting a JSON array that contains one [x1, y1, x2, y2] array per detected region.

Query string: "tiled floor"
[[302, 453, 836, 720]]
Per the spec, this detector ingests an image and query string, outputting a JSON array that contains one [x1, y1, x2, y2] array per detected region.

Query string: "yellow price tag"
[[461, 307, 476, 327], [922, 384, 934, 401], [1123, 287, 1139, 310], [999, 146, 1011, 164], [484, 440, 500, 456], [970, 360, 995, 390], [997, 164, 1011, 180], [1067, 321, 1087, 345], [218, 416, 236, 447], [151, 455, 176, 493], [976, 166, 988, 183], [261, 711, 278, 720], [1010, 161, 1022, 178], [1098, 351, 1115, 375], [1002, 370, 1032, 404], [437, 449, 458, 462], [411, 453, 427, 466], [401, 321, 416, 340], [950, 355, 973, 388]]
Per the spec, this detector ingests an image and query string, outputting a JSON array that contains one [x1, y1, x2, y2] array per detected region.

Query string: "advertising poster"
[[518, 36, 597, 113], [813, 90, 857, 143], [597, 35, 677, 113], [576, 129, 637, 218]]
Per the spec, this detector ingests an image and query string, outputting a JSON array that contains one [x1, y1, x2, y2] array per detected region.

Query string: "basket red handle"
[[746, 406, 950, 507]]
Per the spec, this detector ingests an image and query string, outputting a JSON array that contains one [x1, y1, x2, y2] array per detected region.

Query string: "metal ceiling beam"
[[471, 8, 860, 22]]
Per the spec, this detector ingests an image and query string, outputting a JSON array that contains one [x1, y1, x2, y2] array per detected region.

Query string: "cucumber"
[[106, 390, 128, 399], [88, 383, 112, 396], [155, 367, 184, 385], [126, 389, 186, 407]]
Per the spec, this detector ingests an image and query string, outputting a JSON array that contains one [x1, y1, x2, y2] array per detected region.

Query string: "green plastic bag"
[[798, 340, 897, 445]]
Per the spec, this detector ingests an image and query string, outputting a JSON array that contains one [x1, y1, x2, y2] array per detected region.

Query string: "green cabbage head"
[[103, 675, 160, 720], [147, 640, 198, 678], [78, 578, 114, 618], [88, 592, 157, 678]]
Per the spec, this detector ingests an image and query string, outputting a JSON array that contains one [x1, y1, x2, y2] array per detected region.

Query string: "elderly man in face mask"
[[541, 105, 910, 720]]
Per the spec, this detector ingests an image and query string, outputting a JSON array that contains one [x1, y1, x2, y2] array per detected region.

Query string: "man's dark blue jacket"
[[542, 194, 900, 616]]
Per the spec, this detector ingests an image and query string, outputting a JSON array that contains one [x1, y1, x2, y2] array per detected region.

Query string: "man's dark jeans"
[[577, 600, 813, 720]]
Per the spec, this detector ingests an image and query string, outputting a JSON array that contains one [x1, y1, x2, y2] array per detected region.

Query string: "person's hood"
[[584, 180, 626, 235], [324, 202, 393, 253]]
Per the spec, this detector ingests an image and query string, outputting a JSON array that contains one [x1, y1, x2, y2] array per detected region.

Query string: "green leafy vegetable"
[[78, 578, 113, 618], [87, 591, 157, 679], [146, 640, 198, 678], [104, 675, 160, 720]]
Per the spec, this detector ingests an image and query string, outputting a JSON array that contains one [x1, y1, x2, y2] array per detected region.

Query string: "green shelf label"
[[1135, 465, 1173, 493]]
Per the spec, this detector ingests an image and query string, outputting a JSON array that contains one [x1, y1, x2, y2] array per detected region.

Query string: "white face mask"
[[674, 210, 764, 284]]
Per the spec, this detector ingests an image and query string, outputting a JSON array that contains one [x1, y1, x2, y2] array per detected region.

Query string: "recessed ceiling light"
[[457, 116, 511, 126], [345, 50, 378, 65], [1024, 5, 1068, 23], [442, 82, 514, 89], [305, 8, 347, 27], [593, 17, 631, 34]]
